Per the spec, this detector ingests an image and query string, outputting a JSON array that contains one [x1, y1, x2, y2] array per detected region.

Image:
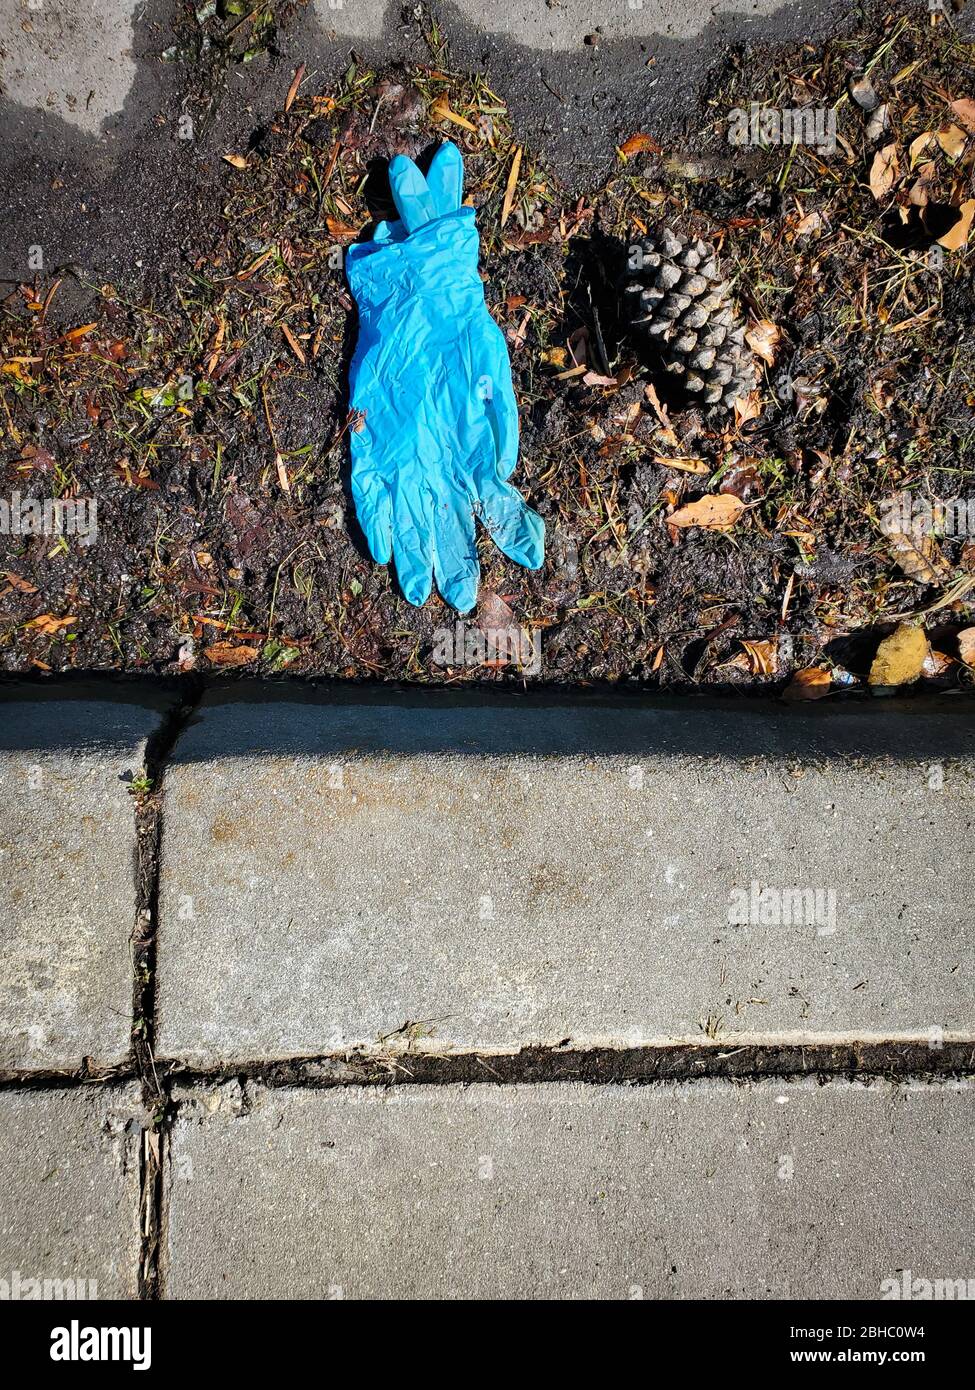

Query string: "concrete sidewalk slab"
[[156, 689, 975, 1062], [0, 1085, 144, 1300], [312, 0, 795, 47], [163, 1076, 975, 1300], [0, 0, 140, 138], [0, 685, 176, 1070]]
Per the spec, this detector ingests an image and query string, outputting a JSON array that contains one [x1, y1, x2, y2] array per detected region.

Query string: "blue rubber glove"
[[345, 142, 544, 612]]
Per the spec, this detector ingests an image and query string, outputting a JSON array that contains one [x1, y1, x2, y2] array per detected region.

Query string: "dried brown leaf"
[[619, 133, 662, 157], [3, 571, 38, 594], [745, 318, 782, 367], [653, 456, 710, 475], [26, 613, 77, 635], [936, 124, 967, 160], [325, 216, 359, 241], [938, 199, 975, 251], [886, 530, 950, 584], [280, 323, 306, 365], [501, 145, 523, 228], [741, 639, 776, 676], [284, 63, 305, 113], [668, 494, 745, 531], [429, 95, 478, 132], [950, 98, 975, 133], [205, 641, 260, 667], [783, 667, 832, 701], [869, 143, 899, 200]]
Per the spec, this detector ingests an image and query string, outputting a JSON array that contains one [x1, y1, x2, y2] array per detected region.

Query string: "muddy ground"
[[2, 0, 975, 693]]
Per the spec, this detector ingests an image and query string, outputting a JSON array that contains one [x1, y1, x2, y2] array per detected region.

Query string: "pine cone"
[[623, 227, 758, 412]]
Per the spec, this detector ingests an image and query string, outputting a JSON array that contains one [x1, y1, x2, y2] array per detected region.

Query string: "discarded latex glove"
[[346, 141, 544, 612]]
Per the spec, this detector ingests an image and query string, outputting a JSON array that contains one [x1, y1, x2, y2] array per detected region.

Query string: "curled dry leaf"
[[2, 571, 38, 594], [936, 124, 967, 160], [668, 494, 745, 531], [909, 132, 935, 168], [653, 456, 710, 475], [783, 667, 831, 700], [923, 649, 953, 679], [644, 381, 677, 445], [325, 215, 359, 240], [869, 143, 899, 200], [957, 627, 975, 667], [429, 95, 478, 132], [733, 391, 763, 428], [795, 210, 822, 237], [500, 145, 523, 229], [866, 104, 890, 143], [741, 639, 776, 676], [849, 74, 879, 111], [26, 613, 77, 634], [745, 318, 782, 367], [868, 624, 929, 687], [222, 153, 248, 169], [280, 323, 306, 365], [619, 133, 662, 157], [886, 529, 950, 584], [284, 63, 305, 113], [939, 199, 975, 252], [205, 641, 260, 666], [949, 98, 975, 133]]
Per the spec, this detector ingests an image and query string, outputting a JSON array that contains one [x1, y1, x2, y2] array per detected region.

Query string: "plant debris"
[[2, 2, 975, 697]]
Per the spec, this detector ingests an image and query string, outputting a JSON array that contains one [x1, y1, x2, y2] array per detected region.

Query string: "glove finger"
[[389, 154, 438, 234], [425, 141, 464, 217], [432, 482, 480, 614], [391, 482, 435, 606], [472, 318, 519, 478], [351, 469, 393, 566], [476, 476, 546, 571]]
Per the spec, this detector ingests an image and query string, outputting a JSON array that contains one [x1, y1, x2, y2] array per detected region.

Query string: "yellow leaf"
[[501, 145, 523, 228], [1, 360, 34, 383], [909, 132, 935, 168], [26, 613, 77, 635], [868, 624, 928, 687], [652, 456, 710, 475], [936, 124, 967, 160], [223, 153, 248, 169], [429, 96, 477, 132], [668, 494, 744, 531]]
